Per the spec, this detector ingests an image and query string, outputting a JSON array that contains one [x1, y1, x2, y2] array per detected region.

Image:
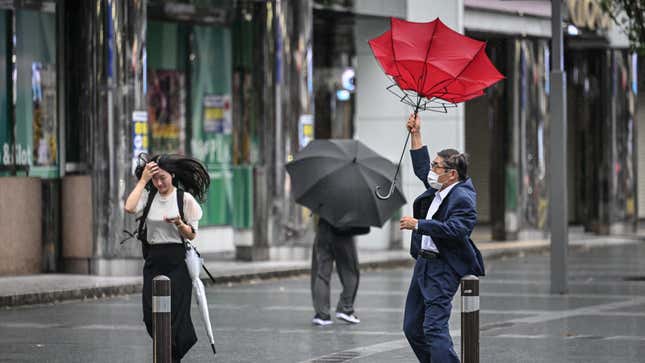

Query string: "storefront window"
[[147, 20, 233, 226], [189, 25, 233, 226], [13, 9, 57, 178], [516, 39, 549, 232], [147, 21, 188, 155], [565, 49, 637, 232], [313, 9, 356, 139], [610, 51, 637, 224]]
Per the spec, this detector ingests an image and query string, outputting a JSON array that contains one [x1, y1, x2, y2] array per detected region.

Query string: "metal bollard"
[[461, 275, 479, 363], [153, 275, 171, 363]]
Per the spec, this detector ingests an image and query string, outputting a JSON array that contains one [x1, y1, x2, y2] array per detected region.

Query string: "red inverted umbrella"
[[368, 17, 504, 199]]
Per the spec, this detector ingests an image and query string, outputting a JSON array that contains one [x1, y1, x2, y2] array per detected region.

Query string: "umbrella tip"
[[211, 344, 217, 355]]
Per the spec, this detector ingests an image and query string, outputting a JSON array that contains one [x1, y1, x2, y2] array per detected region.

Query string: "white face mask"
[[427, 170, 448, 190]]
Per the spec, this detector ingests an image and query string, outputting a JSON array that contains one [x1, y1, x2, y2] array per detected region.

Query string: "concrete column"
[[243, 1, 275, 261], [244, 0, 313, 261], [62, 0, 147, 275], [61, 176, 93, 273], [0, 178, 42, 275]]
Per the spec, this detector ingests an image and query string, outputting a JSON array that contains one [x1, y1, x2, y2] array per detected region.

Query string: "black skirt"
[[142, 243, 197, 361]]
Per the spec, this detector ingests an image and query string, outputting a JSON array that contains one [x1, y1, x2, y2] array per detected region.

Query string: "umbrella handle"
[[375, 182, 396, 200]]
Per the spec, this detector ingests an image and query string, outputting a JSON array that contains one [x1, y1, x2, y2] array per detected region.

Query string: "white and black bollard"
[[153, 275, 171, 363], [461, 275, 479, 363]]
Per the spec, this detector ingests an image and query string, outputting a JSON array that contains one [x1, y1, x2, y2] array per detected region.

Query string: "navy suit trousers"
[[403, 256, 461, 363]]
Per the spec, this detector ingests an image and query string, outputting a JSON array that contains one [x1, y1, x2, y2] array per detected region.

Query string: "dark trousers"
[[311, 229, 360, 319], [142, 243, 197, 362], [403, 256, 461, 363]]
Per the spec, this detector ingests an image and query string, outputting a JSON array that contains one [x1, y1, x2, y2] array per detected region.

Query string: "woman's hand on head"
[[141, 161, 159, 182]]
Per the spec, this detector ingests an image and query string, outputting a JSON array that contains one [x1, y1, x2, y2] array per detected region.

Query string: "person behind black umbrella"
[[284, 139, 404, 326], [311, 215, 370, 326]]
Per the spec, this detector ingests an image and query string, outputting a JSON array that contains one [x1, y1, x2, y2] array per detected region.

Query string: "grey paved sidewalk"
[[0, 234, 642, 307], [3, 241, 645, 362]]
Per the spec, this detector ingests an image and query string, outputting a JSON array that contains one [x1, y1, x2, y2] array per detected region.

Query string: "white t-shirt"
[[135, 188, 203, 244], [421, 181, 460, 252]]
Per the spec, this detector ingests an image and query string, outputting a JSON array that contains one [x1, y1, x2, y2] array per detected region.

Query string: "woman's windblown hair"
[[134, 153, 211, 203]]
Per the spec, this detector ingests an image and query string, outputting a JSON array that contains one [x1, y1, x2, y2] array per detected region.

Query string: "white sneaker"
[[312, 316, 333, 326], [335, 312, 360, 324]]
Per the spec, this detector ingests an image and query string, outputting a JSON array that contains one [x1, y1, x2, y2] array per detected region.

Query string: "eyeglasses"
[[430, 161, 454, 170]]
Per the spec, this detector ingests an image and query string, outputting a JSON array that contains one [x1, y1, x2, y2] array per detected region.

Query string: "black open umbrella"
[[286, 139, 406, 228]]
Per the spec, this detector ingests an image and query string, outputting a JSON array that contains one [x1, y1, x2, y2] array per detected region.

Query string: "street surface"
[[1, 242, 645, 362]]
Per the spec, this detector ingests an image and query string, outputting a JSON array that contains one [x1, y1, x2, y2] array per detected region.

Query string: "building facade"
[[463, 0, 637, 239], [0, 0, 639, 277], [0, 0, 314, 275]]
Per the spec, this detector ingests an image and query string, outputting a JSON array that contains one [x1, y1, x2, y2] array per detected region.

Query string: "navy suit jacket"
[[409, 146, 485, 277]]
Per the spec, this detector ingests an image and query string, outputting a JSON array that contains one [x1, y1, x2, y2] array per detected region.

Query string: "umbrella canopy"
[[286, 139, 406, 228], [185, 247, 216, 356], [367, 17, 504, 199], [369, 17, 504, 108]]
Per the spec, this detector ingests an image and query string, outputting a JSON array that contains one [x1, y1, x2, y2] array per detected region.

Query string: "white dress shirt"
[[420, 181, 460, 252]]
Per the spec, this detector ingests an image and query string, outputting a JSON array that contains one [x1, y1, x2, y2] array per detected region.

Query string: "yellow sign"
[[203, 94, 232, 134], [132, 111, 148, 157]]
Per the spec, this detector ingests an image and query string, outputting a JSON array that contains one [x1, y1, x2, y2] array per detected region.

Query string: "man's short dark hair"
[[437, 148, 469, 181]]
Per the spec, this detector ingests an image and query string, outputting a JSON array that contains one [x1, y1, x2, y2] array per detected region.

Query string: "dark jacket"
[[318, 217, 370, 237], [409, 146, 485, 277]]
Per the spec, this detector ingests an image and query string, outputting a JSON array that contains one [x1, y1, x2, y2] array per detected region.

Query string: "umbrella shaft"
[[393, 95, 422, 180], [393, 130, 411, 182], [414, 95, 422, 115], [375, 122, 412, 200]]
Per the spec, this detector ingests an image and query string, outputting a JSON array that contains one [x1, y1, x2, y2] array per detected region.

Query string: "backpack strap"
[[177, 188, 184, 221], [137, 188, 157, 244], [176, 189, 193, 250]]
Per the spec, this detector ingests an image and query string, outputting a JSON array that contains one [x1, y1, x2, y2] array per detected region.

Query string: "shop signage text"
[[191, 136, 231, 164], [2, 143, 30, 166], [566, 0, 611, 31]]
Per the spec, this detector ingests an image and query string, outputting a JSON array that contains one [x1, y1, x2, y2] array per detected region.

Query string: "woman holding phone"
[[124, 153, 210, 362]]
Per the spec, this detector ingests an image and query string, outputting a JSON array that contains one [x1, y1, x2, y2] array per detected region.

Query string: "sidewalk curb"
[[2, 239, 642, 308], [480, 238, 645, 261], [0, 284, 143, 308], [1, 260, 414, 308]]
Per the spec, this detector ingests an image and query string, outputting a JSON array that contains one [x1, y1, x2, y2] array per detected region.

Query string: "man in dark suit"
[[399, 114, 485, 363]]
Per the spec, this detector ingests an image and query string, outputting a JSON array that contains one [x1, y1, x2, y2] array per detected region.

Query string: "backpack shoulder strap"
[[142, 188, 157, 220], [137, 188, 157, 238], [177, 188, 185, 222], [176, 188, 189, 249], [176, 189, 196, 232]]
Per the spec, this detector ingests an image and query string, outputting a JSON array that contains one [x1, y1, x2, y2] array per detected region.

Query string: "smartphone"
[[164, 215, 181, 223]]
